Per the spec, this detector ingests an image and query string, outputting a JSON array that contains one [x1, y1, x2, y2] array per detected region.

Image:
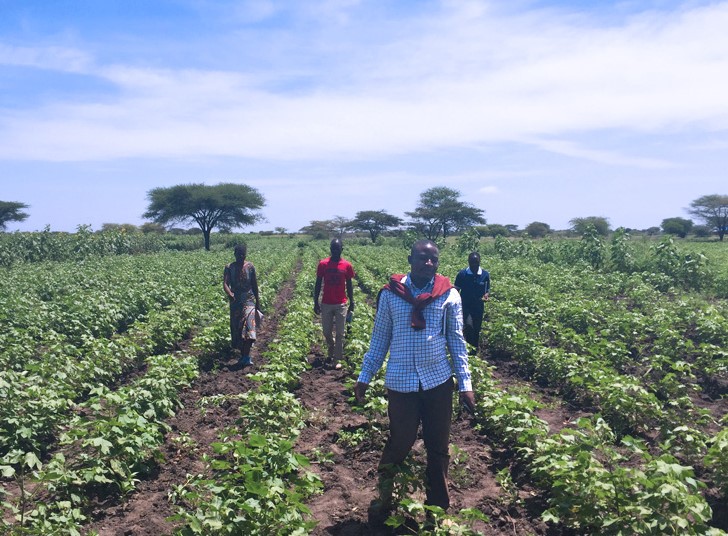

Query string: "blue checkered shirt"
[[357, 274, 473, 393]]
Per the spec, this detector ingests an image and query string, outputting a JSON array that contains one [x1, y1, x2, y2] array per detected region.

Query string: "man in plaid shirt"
[[355, 239, 476, 524]]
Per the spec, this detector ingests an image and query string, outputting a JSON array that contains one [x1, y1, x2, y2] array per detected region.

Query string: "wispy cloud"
[[528, 138, 672, 168], [479, 186, 499, 194], [0, 43, 92, 72], [1, 1, 727, 162]]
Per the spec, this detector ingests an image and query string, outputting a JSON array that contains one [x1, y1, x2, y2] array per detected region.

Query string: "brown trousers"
[[379, 378, 454, 510]]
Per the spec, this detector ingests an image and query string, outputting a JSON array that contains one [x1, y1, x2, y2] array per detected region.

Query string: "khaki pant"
[[320, 302, 347, 361]]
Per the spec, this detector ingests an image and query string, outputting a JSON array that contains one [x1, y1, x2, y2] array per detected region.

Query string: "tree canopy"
[[688, 194, 728, 241], [481, 224, 511, 237], [406, 187, 485, 239], [331, 216, 351, 237], [299, 220, 337, 240], [569, 216, 611, 236], [0, 201, 30, 231], [143, 183, 265, 250], [661, 217, 693, 238], [349, 210, 403, 243], [101, 223, 139, 233], [525, 221, 551, 238]]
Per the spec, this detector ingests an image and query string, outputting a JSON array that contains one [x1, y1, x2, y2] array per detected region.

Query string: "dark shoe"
[[367, 498, 393, 526], [239, 355, 252, 367], [423, 511, 436, 531]]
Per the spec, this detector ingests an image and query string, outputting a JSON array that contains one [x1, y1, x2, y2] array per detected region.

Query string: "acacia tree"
[[349, 210, 403, 243], [484, 224, 511, 237], [569, 216, 611, 236], [143, 183, 265, 250], [0, 201, 29, 231], [406, 187, 485, 239], [661, 217, 693, 238], [331, 216, 351, 237], [140, 222, 166, 234], [101, 223, 139, 233], [299, 220, 337, 239], [525, 221, 551, 238], [688, 194, 728, 241]]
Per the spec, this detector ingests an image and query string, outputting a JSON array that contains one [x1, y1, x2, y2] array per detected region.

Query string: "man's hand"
[[313, 302, 321, 315], [354, 382, 368, 404], [460, 391, 476, 414]]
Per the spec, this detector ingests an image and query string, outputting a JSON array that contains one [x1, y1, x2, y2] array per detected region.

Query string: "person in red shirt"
[[314, 238, 355, 369]]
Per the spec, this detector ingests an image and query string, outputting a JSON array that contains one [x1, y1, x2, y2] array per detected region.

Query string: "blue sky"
[[1, 0, 727, 233]]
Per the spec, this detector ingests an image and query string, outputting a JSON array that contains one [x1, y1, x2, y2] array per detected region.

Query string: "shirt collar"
[[403, 273, 434, 297], [465, 267, 483, 275]]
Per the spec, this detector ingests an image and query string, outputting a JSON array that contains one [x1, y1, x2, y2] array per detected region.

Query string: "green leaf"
[[1, 465, 15, 478], [24, 451, 42, 470], [542, 511, 560, 524]]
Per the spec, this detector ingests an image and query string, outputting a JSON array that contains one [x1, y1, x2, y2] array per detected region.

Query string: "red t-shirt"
[[317, 257, 355, 305]]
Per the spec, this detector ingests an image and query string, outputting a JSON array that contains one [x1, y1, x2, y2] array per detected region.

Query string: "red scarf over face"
[[380, 274, 453, 330]]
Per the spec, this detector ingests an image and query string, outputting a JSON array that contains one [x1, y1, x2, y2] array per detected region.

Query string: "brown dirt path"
[[85, 267, 299, 536]]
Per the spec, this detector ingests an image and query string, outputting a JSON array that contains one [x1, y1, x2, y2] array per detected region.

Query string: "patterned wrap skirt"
[[230, 303, 257, 347]]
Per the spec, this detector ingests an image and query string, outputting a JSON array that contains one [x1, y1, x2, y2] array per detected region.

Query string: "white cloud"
[[1, 1, 728, 162], [0, 43, 92, 72], [479, 186, 499, 194], [528, 139, 672, 168]]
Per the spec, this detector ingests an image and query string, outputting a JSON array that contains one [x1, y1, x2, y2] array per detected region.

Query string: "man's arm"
[[445, 291, 473, 393], [445, 295, 476, 412], [346, 278, 354, 312], [454, 271, 464, 292], [460, 391, 476, 413], [313, 276, 323, 314], [355, 291, 393, 401]]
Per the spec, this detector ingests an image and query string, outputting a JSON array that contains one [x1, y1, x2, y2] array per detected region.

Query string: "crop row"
[[0, 241, 299, 460], [470, 357, 724, 535], [349, 244, 727, 534], [169, 247, 322, 535], [1, 349, 199, 534], [0, 240, 301, 534]]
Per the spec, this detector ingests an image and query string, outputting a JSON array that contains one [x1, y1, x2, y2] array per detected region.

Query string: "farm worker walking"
[[223, 243, 261, 367], [454, 251, 490, 351], [314, 238, 355, 370], [354, 239, 476, 525]]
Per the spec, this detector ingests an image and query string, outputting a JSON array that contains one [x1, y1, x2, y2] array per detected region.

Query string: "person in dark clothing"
[[454, 251, 490, 350]]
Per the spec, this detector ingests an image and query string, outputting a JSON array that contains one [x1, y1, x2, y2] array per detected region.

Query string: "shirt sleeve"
[[357, 290, 393, 385], [445, 290, 473, 392], [316, 260, 325, 278], [454, 271, 464, 290], [346, 261, 355, 280], [484, 271, 491, 293]]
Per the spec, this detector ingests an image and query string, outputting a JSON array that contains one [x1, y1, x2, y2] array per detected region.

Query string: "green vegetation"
[[0, 233, 727, 535]]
